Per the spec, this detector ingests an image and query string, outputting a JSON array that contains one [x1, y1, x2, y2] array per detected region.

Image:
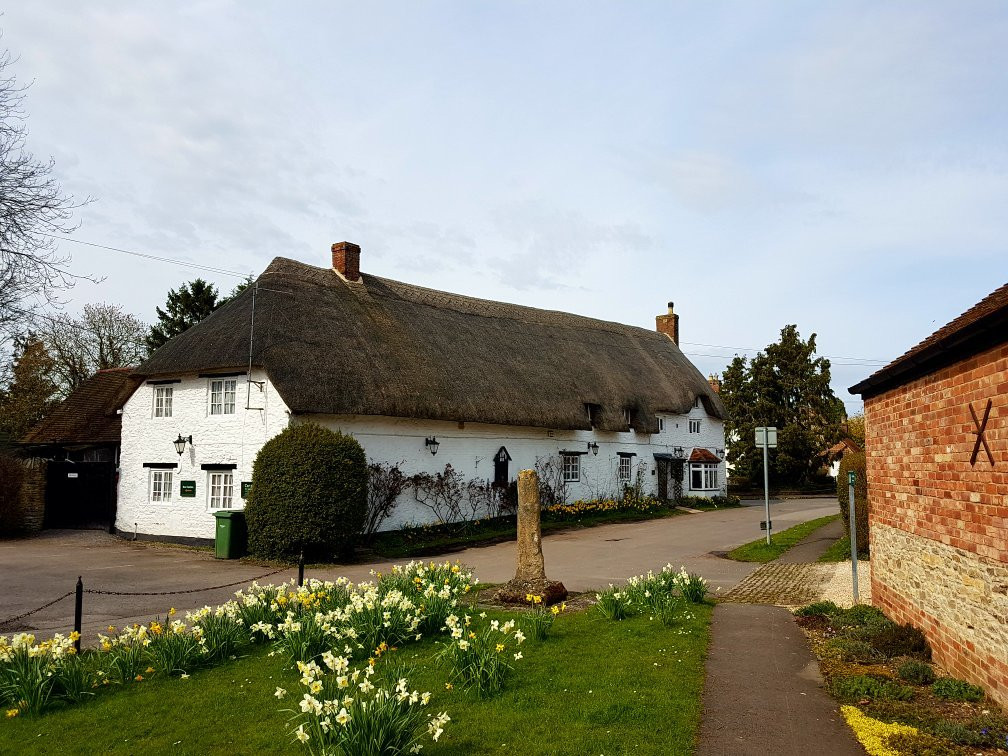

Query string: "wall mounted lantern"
[[587, 441, 599, 456], [425, 437, 440, 456], [174, 434, 193, 456]]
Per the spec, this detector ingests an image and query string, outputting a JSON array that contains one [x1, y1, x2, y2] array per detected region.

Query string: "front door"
[[656, 459, 669, 501]]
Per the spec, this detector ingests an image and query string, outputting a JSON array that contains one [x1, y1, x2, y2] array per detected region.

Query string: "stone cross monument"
[[495, 468, 567, 605]]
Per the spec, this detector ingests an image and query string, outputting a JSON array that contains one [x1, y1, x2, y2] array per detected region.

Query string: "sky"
[[5, 1, 1008, 413]]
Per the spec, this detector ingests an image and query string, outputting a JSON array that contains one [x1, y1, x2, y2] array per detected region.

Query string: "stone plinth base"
[[494, 578, 567, 607]]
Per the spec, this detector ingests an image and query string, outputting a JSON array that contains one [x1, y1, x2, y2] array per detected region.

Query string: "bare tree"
[[0, 44, 90, 345], [41, 303, 146, 395]]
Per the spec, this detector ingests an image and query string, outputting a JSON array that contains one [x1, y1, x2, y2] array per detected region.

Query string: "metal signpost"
[[755, 426, 777, 545], [849, 470, 859, 604]]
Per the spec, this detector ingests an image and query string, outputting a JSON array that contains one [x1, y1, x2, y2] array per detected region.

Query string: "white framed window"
[[153, 386, 173, 418], [694, 397, 700, 409], [618, 455, 632, 482], [689, 419, 701, 434], [690, 463, 718, 491], [208, 471, 234, 509], [209, 379, 237, 415], [623, 409, 631, 426], [657, 417, 665, 433], [562, 454, 581, 483], [150, 470, 173, 502]]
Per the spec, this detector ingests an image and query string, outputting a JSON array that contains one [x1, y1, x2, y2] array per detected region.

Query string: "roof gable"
[[137, 257, 726, 431]]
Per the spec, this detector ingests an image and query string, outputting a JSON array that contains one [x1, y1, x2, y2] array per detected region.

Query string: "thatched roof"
[[137, 257, 725, 432], [21, 368, 138, 447]]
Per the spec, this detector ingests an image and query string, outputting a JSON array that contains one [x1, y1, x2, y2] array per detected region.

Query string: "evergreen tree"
[[146, 278, 220, 354], [0, 335, 58, 441], [720, 325, 846, 488]]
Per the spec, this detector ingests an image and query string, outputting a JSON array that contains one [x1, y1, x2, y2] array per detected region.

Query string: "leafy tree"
[[0, 44, 89, 346], [720, 325, 846, 488], [0, 335, 58, 440], [146, 278, 220, 354], [846, 412, 865, 449], [41, 303, 146, 396]]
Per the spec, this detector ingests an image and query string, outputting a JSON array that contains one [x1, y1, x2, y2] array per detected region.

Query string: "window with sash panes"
[[689, 419, 701, 433], [209, 379, 237, 415], [208, 472, 234, 509], [153, 385, 173, 418], [150, 470, 173, 502], [562, 454, 580, 482], [618, 455, 632, 482]]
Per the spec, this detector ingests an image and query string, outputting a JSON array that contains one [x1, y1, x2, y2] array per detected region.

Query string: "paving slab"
[[697, 603, 864, 756]]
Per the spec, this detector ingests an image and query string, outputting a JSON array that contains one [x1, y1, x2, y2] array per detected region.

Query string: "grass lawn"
[[817, 534, 851, 563], [725, 515, 840, 563], [1, 604, 712, 755]]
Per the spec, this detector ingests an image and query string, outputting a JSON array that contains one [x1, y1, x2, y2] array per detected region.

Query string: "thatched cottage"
[[117, 242, 726, 542]]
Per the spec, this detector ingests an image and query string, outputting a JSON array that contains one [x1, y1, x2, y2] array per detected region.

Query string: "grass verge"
[[725, 515, 840, 563], [1, 604, 712, 755]]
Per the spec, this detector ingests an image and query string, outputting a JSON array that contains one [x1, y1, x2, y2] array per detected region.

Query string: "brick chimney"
[[332, 241, 361, 282], [708, 374, 721, 393], [656, 302, 679, 345]]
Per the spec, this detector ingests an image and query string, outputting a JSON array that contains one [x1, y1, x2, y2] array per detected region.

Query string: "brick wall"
[[865, 341, 1008, 705]]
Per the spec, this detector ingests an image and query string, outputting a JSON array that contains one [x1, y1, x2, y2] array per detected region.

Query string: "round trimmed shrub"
[[245, 423, 367, 561]]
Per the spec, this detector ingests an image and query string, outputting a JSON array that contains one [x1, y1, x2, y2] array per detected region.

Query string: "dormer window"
[[623, 409, 631, 426], [694, 397, 701, 409], [585, 403, 601, 428]]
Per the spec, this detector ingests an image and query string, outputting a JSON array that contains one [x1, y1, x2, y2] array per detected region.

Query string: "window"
[[562, 454, 580, 483], [689, 419, 701, 434], [209, 472, 234, 509], [618, 455, 632, 482], [690, 463, 718, 490], [694, 397, 700, 409], [209, 379, 237, 415], [153, 385, 173, 418], [150, 470, 173, 502], [623, 409, 631, 426], [657, 417, 665, 433]]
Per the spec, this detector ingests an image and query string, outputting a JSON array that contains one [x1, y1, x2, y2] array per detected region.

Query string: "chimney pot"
[[331, 241, 361, 282]]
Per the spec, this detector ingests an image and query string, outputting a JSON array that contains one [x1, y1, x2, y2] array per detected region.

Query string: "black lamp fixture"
[[174, 434, 192, 456], [587, 441, 599, 456], [425, 437, 440, 456]]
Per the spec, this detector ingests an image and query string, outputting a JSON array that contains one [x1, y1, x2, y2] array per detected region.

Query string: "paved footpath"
[[698, 518, 866, 755], [697, 604, 864, 756]]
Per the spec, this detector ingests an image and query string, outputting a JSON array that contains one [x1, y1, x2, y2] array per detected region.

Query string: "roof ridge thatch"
[[137, 255, 726, 431]]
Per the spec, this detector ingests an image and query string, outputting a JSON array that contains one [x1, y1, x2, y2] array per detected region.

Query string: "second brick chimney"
[[332, 241, 361, 282], [656, 302, 680, 345]]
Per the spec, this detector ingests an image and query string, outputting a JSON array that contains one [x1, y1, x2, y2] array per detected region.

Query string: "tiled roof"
[[850, 282, 1008, 398], [20, 368, 138, 446], [689, 447, 721, 463]]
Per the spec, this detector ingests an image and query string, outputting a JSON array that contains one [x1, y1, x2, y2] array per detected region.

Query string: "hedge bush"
[[837, 450, 869, 556], [244, 423, 367, 561], [0, 453, 26, 537]]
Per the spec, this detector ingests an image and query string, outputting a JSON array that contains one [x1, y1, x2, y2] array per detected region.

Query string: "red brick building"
[[850, 283, 1008, 706]]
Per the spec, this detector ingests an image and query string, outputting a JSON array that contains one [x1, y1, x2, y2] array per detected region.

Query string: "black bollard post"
[[73, 576, 83, 652], [298, 551, 304, 587]]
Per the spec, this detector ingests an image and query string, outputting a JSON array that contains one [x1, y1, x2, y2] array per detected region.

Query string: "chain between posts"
[[81, 566, 291, 596], [0, 590, 75, 630]]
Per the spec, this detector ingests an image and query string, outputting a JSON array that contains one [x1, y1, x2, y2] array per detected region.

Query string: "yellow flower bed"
[[840, 705, 918, 756]]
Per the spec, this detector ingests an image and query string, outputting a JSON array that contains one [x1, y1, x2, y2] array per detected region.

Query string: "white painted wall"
[[117, 373, 726, 540], [117, 369, 291, 540]]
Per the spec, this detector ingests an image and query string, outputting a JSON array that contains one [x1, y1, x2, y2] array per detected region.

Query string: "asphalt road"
[[0, 497, 837, 643]]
